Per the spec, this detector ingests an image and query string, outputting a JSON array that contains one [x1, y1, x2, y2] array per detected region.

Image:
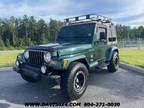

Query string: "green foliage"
[[0, 15, 63, 50], [116, 25, 144, 41], [49, 19, 64, 42], [0, 39, 5, 47]]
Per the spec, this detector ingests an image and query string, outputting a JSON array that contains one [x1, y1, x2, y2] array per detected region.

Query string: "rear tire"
[[107, 52, 119, 72], [21, 73, 41, 83], [60, 62, 89, 100]]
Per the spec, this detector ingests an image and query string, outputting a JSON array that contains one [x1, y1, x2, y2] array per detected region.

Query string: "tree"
[[36, 19, 47, 44], [49, 19, 63, 42]]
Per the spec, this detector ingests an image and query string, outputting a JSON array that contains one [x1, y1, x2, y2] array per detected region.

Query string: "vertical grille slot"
[[29, 51, 44, 66]]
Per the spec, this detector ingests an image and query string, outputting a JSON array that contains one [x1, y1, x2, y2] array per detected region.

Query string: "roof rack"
[[64, 14, 112, 25]]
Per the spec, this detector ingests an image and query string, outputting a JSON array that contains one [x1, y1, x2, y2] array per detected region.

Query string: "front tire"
[[107, 52, 119, 72], [60, 62, 89, 100], [21, 73, 41, 83]]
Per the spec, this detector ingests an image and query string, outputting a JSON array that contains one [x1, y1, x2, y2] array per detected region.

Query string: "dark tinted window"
[[57, 23, 95, 43], [98, 27, 106, 41]]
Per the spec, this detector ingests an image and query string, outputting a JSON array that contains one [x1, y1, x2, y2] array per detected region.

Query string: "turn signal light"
[[50, 60, 57, 65]]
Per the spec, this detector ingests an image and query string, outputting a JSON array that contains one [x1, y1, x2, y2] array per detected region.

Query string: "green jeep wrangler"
[[13, 14, 119, 100]]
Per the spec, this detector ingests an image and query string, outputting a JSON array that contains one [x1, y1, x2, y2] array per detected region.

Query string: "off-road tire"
[[21, 73, 41, 83], [107, 52, 119, 72], [60, 62, 89, 100]]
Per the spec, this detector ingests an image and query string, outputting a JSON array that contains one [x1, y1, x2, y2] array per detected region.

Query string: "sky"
[[0, 0, 144, 26]]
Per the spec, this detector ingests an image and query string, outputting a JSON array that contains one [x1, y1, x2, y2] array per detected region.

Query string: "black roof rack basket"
[[64, 14, 112, 24]]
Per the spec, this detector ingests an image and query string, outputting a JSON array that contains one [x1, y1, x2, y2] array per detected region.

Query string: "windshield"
[[57, 23, 95, 43]]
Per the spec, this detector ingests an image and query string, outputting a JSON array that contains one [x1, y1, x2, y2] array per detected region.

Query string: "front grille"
[[29, 51, 44, 66]]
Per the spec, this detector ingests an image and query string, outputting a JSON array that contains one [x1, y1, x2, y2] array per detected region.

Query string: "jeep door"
[[94, 26, 107, 63]]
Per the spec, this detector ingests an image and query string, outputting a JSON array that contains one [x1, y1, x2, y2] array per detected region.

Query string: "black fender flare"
[[105, 46, 119, 62]]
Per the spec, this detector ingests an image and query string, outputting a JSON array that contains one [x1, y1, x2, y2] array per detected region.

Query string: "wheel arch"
[[65, 55, 89, 70], [71, 59, 89, 70], [105, 46, 119, 62]]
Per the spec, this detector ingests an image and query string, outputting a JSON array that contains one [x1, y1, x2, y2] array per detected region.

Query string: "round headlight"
[[44, 52, 51, 63], [24, 50, 29, 59]]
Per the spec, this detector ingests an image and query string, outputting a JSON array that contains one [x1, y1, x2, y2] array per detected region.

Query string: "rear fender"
[[105, 47, 119, 62]]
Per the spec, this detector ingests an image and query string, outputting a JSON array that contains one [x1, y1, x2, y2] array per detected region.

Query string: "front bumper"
[[13, 65, 46, 79]]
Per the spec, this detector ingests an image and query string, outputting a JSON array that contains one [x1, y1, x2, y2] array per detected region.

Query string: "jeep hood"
[[28, 42, 92, 56]]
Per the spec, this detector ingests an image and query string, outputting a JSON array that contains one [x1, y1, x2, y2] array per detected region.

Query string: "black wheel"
[[60, 62, 89, 100], [21, 73, 41, 83], [107, 52, 119, 72]]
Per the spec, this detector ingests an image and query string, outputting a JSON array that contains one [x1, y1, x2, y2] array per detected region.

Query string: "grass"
[[120, 49, 144, 68], [0, 50, 23, 68], [0, 49, 144, 68]]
